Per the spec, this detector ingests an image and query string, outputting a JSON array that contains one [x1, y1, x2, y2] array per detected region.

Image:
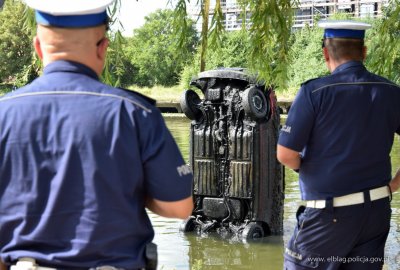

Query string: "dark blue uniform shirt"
[[279, 61, 400, 200], [0, 61, 193, 269]]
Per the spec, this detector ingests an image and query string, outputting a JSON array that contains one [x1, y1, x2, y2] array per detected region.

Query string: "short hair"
[[324, 38, 364, 62]]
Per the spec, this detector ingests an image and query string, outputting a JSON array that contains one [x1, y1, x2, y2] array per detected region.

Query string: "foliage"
[[286, 11, 400, 96], [102, 0, 126, 87], [172, 0, 190, 49], [206, 30, 251, 68], [0, 0, 37, 90], [3, 0, 126, 88], [208, 0, 225, 49], [173, 0, 225, 73], [174, 1, 400, 92], [180, 63, 200, 89], [287, 24, 327, 91], [200, 0, 225, 72], [123, 9, 198, 87], [191, 259, 204, 270], [103, 30, 127, 87], [239, 0, 296, 90], [180, 30, 251, 88], [125, 84, 184, 101], [366, 0, 400, 84], [286, 13, 353, 91], [199, 0, 211, 72], [174, 0, 295, 90], [5, 0, 400, 96]]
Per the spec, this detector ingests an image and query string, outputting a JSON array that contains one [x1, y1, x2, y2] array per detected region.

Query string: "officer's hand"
[[0, 260, 7, 270], [389, 168, 400, 193]]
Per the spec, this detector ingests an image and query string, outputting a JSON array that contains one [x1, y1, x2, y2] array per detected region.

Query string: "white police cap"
[[24, 0, 115, 28], [318, 20, 371, 39]]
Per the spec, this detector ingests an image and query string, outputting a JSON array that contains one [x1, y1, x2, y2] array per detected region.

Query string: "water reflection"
[[186, 234, 284, 269], [151, 115, 400, 270]]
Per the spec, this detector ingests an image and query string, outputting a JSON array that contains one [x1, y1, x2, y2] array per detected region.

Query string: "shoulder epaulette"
[[301, 77, 319, 86], [118, 87, 156, 106]]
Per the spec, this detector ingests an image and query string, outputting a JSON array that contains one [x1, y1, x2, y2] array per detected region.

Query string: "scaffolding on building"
[[188, 0, 389, 32], [294, 0, 389, 28]]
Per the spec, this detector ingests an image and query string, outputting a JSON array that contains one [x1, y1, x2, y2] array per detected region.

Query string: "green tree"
[[124, 9, 198, 87], [286, 10, 400, 93], [0, 0, 37, 92], [0, 0, 127, 91], [366, 1, 400, 84], [11, 0, 400, 90], [174, 0, 400, 91], [180, 30, 251, 87], [207, 30, 251, 68], [103, 30, 128, 87], [242, 0, 294, 89], [287, 24, 327, 91], [174, 0, 295, 90]]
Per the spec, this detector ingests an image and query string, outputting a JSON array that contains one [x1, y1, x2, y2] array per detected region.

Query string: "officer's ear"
[[96, 37, 109, 61], [362, 46, 367, 61], [323, 47, 330, 62], [33, 36, 43, 60], [322, 47, 335, 72]]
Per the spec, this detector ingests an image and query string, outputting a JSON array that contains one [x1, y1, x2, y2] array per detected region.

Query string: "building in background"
[[188, 0, 390, 32], [293, 0, 389, 28], [188, 0, 247, 32]]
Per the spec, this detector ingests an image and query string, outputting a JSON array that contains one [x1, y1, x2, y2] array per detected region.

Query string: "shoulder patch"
[[301, 77, 319, 86], [118, 87, 156, 106]]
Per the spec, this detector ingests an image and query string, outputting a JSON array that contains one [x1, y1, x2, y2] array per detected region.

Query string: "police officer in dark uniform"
[[277, 20, 400, 269], [0, 1, 193, 269]]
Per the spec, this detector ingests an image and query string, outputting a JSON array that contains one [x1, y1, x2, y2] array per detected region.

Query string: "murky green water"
[[149, 115, 400, 270]]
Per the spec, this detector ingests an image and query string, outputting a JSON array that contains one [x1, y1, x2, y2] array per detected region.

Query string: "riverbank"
[[126, 85, 295, 114], [0, 83, 295, 113], [129, 84, 297, 101], [157, 99, 293, 114]]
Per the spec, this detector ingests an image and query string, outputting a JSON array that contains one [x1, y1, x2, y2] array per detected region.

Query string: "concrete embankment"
[[157, 98, 293, 114]]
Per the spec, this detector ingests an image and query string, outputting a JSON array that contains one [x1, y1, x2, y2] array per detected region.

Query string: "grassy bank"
[[0, 83, 297, 101], [126, 85, 185, 102], [126, 85, 297, 102]]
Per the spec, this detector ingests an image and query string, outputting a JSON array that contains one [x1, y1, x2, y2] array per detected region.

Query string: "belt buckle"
[[11, 258, 38, 270], [306, 200, 325, 208], [314, 200, 325, 208]]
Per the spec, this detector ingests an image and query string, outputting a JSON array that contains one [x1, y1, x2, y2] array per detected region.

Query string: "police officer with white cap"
[[278, 20, 400, 269], [0, 1, 193, 269]]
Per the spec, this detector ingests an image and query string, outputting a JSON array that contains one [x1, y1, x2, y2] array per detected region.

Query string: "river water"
[[149, 115, 400, 270]]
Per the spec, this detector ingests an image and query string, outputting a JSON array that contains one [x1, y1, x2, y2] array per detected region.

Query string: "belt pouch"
[[145, 243, 157, 270]]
